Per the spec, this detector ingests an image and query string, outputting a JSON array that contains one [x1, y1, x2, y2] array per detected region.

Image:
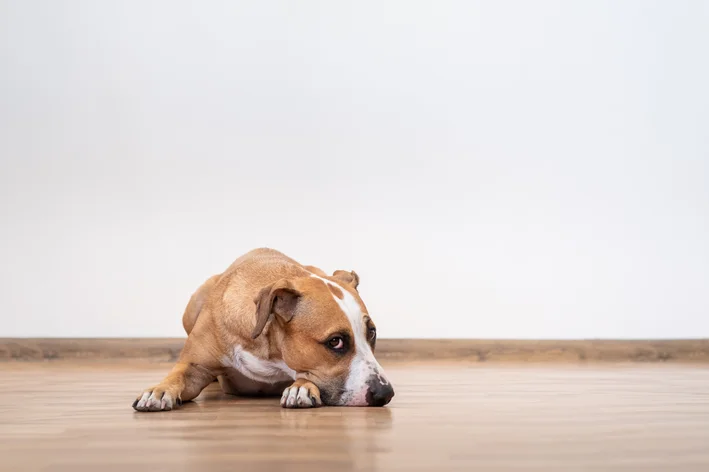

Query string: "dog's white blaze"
[[309, 273, 388, 405], [336, 290, 384, 401], [222, 345, 296, 384]]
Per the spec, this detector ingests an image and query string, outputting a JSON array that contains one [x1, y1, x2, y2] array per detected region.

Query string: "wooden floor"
[[1, 362, 708, 471]]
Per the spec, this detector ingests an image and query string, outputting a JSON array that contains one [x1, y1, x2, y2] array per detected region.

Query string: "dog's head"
[[251, 271, 394, 407]]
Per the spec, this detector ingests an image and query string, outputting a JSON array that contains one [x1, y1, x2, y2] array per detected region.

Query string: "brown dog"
[[132, 248, 394, 411]]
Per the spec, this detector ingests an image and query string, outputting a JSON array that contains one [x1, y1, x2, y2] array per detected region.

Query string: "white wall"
[[1, 0, 708, 339]]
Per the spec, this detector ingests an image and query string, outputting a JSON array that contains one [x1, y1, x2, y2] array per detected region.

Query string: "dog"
[[132, 248, 394, 411]]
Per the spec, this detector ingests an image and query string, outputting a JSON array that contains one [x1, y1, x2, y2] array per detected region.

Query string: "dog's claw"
[[133, 389, 177, 412], [281, 380, 322, 409]]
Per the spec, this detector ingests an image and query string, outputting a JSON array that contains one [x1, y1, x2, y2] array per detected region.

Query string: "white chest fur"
[[221, 346, 296, 384]]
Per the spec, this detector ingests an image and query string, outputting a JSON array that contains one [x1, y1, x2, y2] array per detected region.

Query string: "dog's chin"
[[318, 388, 339, 406], [320, 388, 369, 407], [341, 390, 369, 407]]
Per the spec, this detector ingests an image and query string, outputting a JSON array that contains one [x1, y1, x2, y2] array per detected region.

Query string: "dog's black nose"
[[366, 382, 395, 407]]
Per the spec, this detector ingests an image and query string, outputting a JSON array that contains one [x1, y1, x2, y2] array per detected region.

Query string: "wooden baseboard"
[[1, 338, 709, 363]]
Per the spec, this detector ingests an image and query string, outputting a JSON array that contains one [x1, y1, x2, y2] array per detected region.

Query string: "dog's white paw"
[[281, 381, 322, 409], [133, 388, 181, 412]]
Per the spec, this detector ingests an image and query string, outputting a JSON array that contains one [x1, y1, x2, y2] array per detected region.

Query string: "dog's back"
[[182, 248, 307, 335]]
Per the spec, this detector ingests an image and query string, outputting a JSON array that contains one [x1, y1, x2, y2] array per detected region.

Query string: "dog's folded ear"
[[251, 279, 302, 339], [332, 270, 359, 290]]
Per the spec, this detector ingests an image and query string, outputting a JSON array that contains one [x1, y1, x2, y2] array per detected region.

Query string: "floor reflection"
[[153, 384, 395, 471]]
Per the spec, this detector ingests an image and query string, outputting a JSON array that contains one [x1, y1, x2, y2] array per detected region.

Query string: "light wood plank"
[[1, 362, 708, 471]]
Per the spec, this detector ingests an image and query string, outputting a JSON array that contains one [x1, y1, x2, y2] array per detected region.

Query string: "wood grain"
[[2, 338, 709, 363], [1, 361, 708, 471]]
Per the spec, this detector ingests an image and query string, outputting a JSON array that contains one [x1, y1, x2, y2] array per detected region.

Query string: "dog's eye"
[[327, 336, 344, 350], [367, 327, 376, 341]]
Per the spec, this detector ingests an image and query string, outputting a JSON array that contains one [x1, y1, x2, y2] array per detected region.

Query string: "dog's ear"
[[332, 270, 359, 290], [251, 279, 302, 339]]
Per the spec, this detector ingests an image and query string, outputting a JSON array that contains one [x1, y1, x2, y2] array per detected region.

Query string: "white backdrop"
[[2, 0, 708, 338]]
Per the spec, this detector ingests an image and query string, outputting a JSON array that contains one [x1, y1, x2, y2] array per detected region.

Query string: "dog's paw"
[[133, 387, 182, 412], [281, 380, 322, 409]]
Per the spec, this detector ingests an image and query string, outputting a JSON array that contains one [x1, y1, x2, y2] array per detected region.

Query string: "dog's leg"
[[182, 275, 223, 384], [132, 361, 216, 412], [133, 333, 221, 412], [281, 379, 323, 409]]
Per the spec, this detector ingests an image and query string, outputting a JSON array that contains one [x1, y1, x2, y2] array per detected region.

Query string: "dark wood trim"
[[0, 338, 186, 362], [374, 339, 709, 363], [2, 338, 709, 363]]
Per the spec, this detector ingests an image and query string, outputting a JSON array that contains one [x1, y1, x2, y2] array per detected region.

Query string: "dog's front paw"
[[133, 387, 182, 412], [281, 379, 322, 409]]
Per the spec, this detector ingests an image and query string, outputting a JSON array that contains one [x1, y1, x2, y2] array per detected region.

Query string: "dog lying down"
[[133, 248, 394, 411]]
